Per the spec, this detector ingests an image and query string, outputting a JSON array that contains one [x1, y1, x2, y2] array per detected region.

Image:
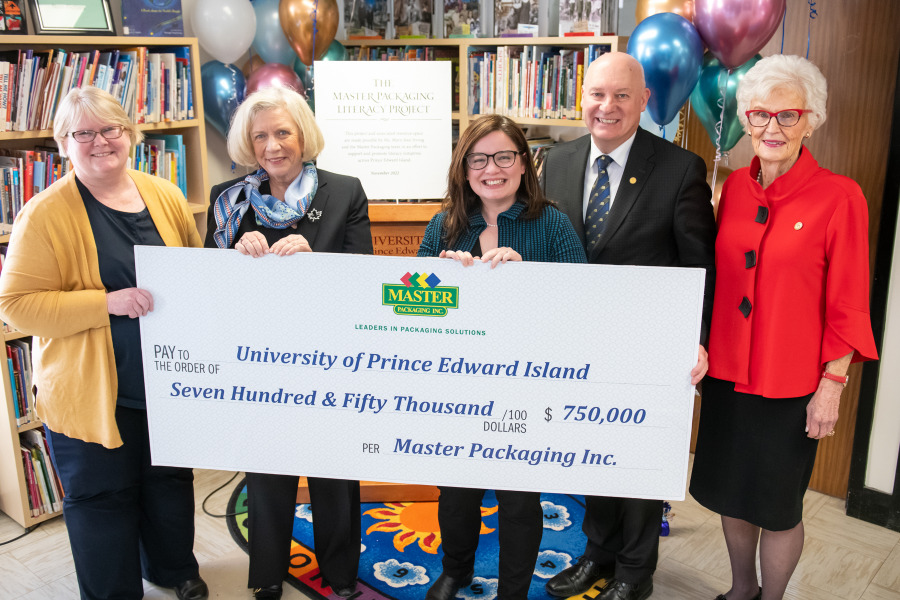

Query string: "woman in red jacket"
[[690, 55, 878, 600]]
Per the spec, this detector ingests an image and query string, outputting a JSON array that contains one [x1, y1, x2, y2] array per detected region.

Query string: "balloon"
[[640, 109, 680, 141], [280, 0, 339, 66], [242, 54, 267, 79], [635, 0, 694, 25], [321, 40, 348, 62], [627, 13, 703, 127], [252, 0, 298, 66], [292, 58, 315, 110], [191, 0, 256, 65], [201, 61, 246, 137], [693, 0, 785, 69], [690, 53, 761, 152], [246, 62, 306, 96]]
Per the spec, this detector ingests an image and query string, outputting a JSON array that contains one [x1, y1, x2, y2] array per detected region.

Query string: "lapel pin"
[[629, 177, 637, 184], [794, 222, 803, 230]]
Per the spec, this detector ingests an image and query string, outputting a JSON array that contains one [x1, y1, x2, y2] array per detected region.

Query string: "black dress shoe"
[[332, 582, 358, 598], [174, 578, 209, 600], [252, 584, 283, 599], [714, 588, 761, 600], [425, 569, 474, 600], [597, 577, 653, 600], [545, 557, 614, 597]]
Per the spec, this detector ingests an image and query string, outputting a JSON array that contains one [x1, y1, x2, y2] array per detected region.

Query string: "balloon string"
[[780, 7, 786, 54], [710, 69, 731, 196], [659, 124, 665, 141], [807, 0, 818, 59]]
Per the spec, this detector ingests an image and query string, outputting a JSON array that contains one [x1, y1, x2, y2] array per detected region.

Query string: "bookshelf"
[[0, 35, 210, 528]]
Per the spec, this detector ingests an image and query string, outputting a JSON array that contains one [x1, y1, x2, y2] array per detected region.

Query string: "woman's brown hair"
[[441, 114, 551, 246]]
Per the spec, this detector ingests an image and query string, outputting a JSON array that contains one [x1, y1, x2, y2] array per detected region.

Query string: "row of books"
[[133, 134, 188, 197], [468, 43, 610, 119], [343, 0, 618, 39], [20, 429, 63, 518], [7, 338, 31, 425], [0, 149, 70, 225], [0, 45, 195, 133]]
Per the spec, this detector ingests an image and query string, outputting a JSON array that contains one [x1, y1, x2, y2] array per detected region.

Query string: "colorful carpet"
[[226, 478, 606, 600]]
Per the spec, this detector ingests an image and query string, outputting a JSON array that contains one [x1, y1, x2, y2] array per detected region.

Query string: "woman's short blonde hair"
[[736, 54, 828, 133], [227, 85, 324, 167], [53, 87, 143, 158]]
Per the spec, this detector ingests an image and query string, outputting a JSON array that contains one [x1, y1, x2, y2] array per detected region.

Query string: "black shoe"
[[714, 588, 761, 600], [545, 558, 614, 597], [332, 583, 358, 598], [425, 569, 474, 600], [174, 578, 209, 600], [252, 584, 283, 599], [597, 577, 653, 600]]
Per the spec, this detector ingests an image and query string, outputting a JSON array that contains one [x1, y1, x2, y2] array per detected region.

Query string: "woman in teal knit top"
[[417, 114, 585, 600]]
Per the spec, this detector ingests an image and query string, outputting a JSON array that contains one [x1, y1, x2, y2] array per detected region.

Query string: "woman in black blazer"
[[204, 85, 372, 600]]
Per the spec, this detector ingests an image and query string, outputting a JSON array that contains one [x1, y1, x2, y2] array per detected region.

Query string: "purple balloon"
[[246, 63, 306, 96], [694, 0, 786, 69]]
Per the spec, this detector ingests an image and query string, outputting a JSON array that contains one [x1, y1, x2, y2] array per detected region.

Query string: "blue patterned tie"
[[585, 155, 613, 250]]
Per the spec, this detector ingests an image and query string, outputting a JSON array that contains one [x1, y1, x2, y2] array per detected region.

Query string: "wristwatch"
[[822, 371, 849, 387]]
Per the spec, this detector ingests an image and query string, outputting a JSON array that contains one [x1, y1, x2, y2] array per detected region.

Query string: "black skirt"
[[689, 376, 819, 531]]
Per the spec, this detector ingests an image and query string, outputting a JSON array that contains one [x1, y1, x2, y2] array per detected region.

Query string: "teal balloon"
[[627, 13, 703, 127], [292, 57, 315, 112], [201, 61, 246, 136], [252, 0, 298, 66], [321, 40, 348, 61], [690, 53, 762, 152]]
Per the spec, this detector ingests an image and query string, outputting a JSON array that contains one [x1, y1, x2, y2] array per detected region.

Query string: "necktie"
[[585, 154, 613, 250]]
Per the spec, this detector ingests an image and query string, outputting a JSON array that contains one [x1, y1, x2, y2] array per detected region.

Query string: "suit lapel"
[[296, 170, 329, 249], [554, 136, 591, 244], [590, 129, 655, 259]]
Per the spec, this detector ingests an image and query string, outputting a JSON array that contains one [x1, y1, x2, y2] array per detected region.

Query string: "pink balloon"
[[694, 0, 785, 69], [245, 63, 306, 96]]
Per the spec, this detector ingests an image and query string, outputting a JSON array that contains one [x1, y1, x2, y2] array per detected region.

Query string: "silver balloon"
[[201, 61, 246, 137]]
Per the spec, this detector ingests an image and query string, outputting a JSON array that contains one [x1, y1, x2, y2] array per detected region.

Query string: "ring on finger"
[[826, 430, 836, 436]]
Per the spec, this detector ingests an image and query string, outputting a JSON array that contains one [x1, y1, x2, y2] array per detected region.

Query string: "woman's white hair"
[[736, 54, 827, 133]]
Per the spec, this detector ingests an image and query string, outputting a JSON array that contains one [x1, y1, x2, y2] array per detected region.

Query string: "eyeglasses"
[[745, 109, 808, 128], [465, 150, 521, 170], [69, 126, 126, 143]]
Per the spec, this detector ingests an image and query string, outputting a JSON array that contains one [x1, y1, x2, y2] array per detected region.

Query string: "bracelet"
[[822, 371, 849, 387]]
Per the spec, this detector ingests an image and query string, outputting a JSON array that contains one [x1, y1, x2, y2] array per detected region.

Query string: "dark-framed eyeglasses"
[[465, 150, 521, 170], [69, 126, 126, 143], [745, 109, 808, 128]]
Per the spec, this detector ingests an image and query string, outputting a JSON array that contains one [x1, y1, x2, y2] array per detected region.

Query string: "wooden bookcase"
[[0, 36, 210, 528]]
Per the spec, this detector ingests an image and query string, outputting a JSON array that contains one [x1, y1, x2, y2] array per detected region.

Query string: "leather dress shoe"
[[425, 569, 474, 600], [597, 577, 653, 600], [252, 584, 283, 599], [174, 578, 209, 600], [545, 557, 614, 597], [332, 583, 358, 598], [714, 588, 761, 600]]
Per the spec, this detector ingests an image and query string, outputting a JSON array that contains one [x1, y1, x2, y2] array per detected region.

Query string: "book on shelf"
[[22, 429, 61, 514], [494, 0, 537, 37], [0, 0, 25, 34], [0, 150, 71, 223], [344, 0, 391, 39], [122, 0, 185, 37], [0, 44, 195, 132], [8, 338, 32, 421], [20, 446, 38, 517]]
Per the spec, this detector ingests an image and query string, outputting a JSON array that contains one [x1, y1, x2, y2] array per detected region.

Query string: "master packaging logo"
[[382, 272, 459, 317]]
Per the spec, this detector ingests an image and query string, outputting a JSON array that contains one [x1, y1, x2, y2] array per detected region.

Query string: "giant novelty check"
[[136, 248, 704, 500]]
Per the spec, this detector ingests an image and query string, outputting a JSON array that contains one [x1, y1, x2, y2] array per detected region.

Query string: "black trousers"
[[45, 406, 199, 600], [582, 496, 661, 584], [246, 472, 361, 589], [436, 486, 542, 600]]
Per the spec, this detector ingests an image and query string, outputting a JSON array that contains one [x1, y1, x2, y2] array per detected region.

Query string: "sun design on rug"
[[365, 502, 498, 554]]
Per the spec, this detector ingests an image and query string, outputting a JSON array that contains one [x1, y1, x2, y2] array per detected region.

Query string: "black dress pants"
[[45, 406, 199, 600], [246, 472, 361, 589], [582, 496, 661, 584], [436, 486, 542, 600]]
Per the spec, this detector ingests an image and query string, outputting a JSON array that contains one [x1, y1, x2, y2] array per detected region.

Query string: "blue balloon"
[[627, 13, 703, 127], [251, 0, 298, 66], [201, 61, 246, 137], [640, 109, 680, 141]]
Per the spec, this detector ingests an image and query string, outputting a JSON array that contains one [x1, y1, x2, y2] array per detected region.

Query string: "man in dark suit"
[[541, 52, 716, 600]]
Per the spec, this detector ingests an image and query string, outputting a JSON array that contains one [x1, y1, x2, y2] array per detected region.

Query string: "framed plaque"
[[28, 0, 116, 35]]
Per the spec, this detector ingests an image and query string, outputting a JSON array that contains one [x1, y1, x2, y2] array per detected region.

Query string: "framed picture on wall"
[[0, 0, 27, 34], [28, 0, 115, 34]]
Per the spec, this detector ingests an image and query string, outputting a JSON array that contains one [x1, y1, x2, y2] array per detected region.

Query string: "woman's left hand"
[[481, 247, 522, 268], [269, 234, 312, 256], [806, 378, 842, 439]]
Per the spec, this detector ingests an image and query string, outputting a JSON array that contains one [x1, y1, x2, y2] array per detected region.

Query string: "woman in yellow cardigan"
[[0, 87, 207, 600]]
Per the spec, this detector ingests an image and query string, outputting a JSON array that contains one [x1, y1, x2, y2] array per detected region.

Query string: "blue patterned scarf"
[[212, 162, 318, 249]]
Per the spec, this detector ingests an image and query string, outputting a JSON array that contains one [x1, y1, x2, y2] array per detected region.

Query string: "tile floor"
[[1, 466, 899, 599]]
